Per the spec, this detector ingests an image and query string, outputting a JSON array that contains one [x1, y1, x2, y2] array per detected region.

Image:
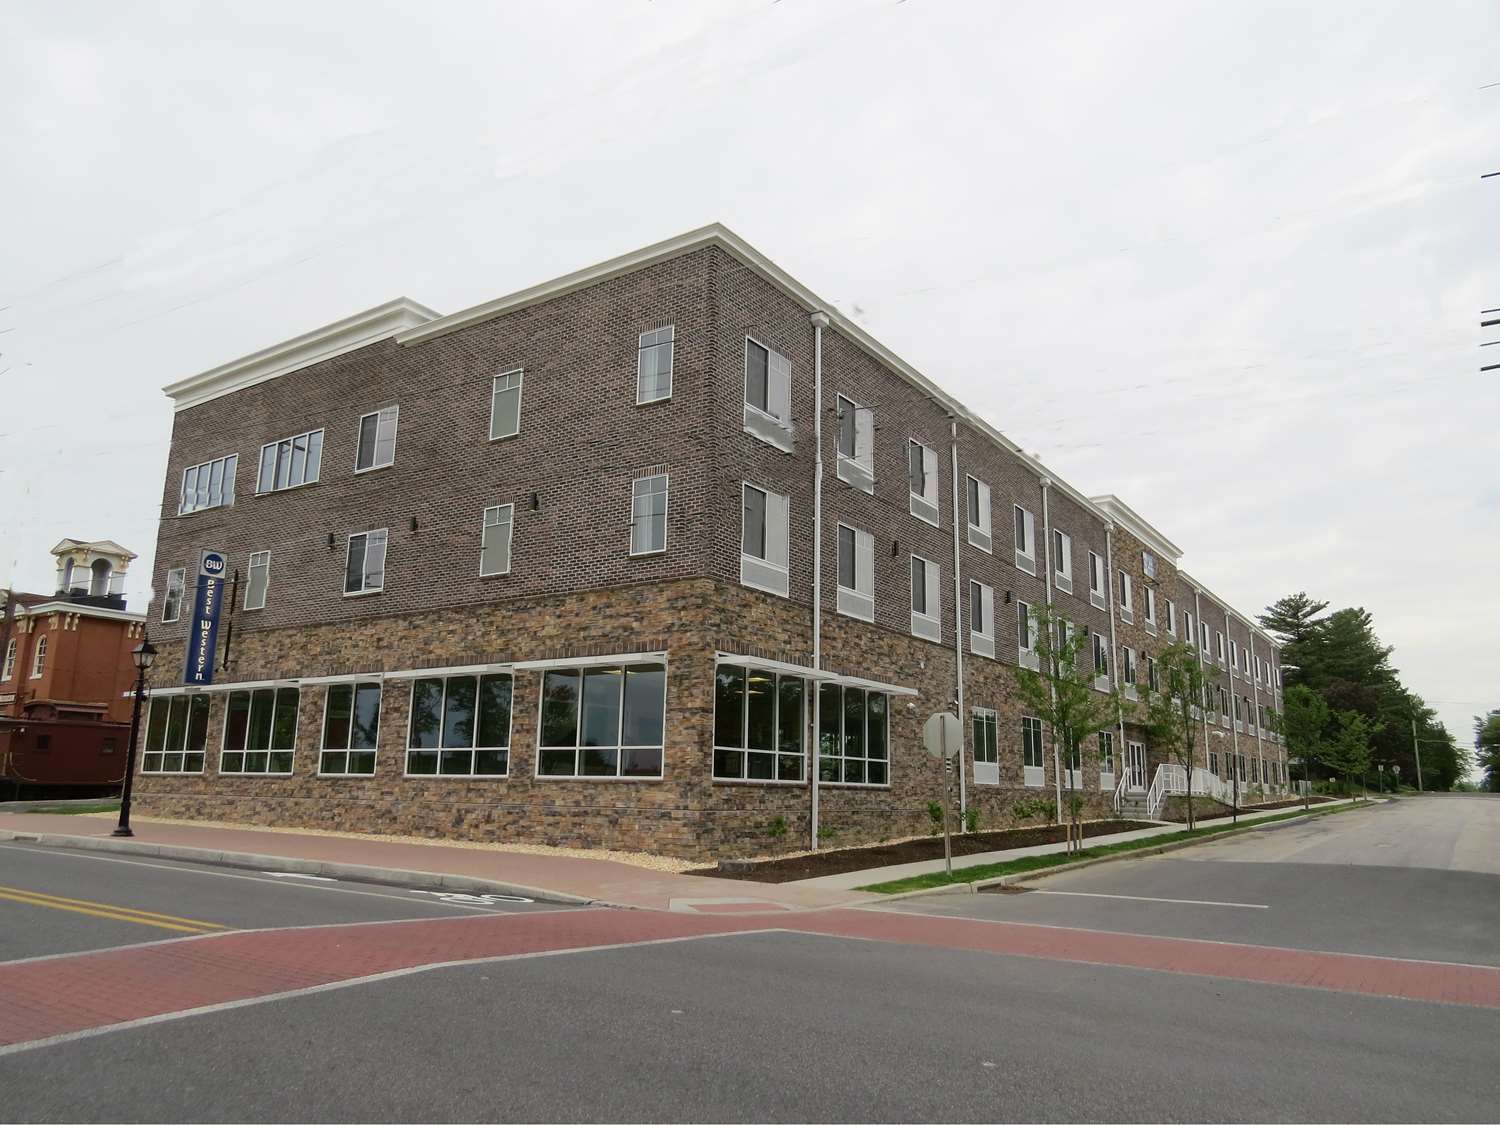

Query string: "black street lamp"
[[113, 636, 157, 838]]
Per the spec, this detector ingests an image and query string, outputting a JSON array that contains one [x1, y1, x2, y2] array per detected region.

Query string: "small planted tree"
[[1140, 640, 1214, 830], [1324, 710, 1377, 798], [1013, 605, 1122, 853], [1281, 683, 1331, 810]]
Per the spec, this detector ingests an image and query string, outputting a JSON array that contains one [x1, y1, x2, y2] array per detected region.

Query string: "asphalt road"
[[1, 795, 1495, 1123], [0, 839, 563, 962]]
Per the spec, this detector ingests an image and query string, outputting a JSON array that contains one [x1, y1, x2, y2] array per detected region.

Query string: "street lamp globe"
[[132, 638, 157, 672]]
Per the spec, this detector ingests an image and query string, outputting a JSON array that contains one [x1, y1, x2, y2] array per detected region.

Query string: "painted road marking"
[[261, 872, 337, 881], [1029, 890, 1269, 909], [413, 891, 534, 905], [0, 884, 229, 934]]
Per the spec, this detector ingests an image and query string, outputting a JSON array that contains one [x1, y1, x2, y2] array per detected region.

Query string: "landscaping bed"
[[1164, 795, 1333, 822], [687, 819, 1156, 883]]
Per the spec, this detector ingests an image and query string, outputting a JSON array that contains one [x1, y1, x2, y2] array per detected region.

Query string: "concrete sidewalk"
[[791, 798, 1363, 891], [0, 812, 877, 915]]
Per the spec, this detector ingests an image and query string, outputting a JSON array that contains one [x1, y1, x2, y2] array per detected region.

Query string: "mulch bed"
[[1167, 795, 1333, 823], [686, 819, 1157, 883]]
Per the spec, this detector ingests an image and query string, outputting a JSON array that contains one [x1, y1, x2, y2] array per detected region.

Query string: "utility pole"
[[1411, 718, 1424, 792]]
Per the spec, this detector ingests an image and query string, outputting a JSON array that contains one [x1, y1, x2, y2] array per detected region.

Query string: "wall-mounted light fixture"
[[327, 533, 334, 550], [410, 516, 418, 533], [530, 492, 540, 511]]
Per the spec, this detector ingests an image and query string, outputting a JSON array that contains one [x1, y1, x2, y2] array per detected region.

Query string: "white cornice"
[[1177, 571, 1278, 651], [1089, 495, 1184, 562], [17, 601, 146, 624], [163, 297, 441, 412]]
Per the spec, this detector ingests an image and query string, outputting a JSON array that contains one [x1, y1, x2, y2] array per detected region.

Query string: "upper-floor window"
[[162, 568, 186, 623], [743, 338, 792, 450], [966, 476, 991, 550], [490, 371, 523, 440], [408, 673, 512, 777], [630, 474, 669, 556], [1142, 550, 1158, 579], [1013, 505, 1036, 575], [910, 554, 941, 642], [970, 579, 995, 659], [244, 551, 270, 611], [714, 664, 806, 782], [1229, 638, 1239, 673], [1053, 529, 1073, 593], [257, 430, 323, 494], [1118, 570, 1134, 623], [356, 406, 398, 471], [1216, 630, 1226, 663], [222, 687, 299, 774], [30, 635, 46, 678], [1201, 621, 1211, 652], [1088, 550, 1106, 609], [1147, 655, 1160, 692], [908, 441, 939, 525], [345, 529, 388, 595], [741, 483, 789, 597], [1122, 645, 1138, 693], [1143, 587, 1157, 630], [836, 524, 874, 622], [538, 662, 666, 779], [1092, 632, 1110, 686], [972, 708, 999, 767], [1167, 599, 1177, 636], [637, 326, 674, 404], [179, 454, 238, 514], [321, 682, 382, 776], [142, 695, 209, 774], [480, 504, 514, 577], [1, 638, 14, 681], [835, 396, 874, 492]]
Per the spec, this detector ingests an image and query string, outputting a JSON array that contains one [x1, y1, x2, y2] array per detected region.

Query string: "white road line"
[[1029, 890, 1269, 909]]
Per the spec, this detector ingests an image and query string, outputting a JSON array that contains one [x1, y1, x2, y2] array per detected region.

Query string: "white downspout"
[[1224, 607, 1240, 791], [949, 420, 966, 824], [1105, 524, 1126, 778], [1248, 626, 1266, 794], [1193, 588, 1211, 764], [809, 311, 829, 851], [1041, 479, 1061, 820]]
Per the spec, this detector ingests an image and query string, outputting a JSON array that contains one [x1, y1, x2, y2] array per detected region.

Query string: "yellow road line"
[[0, 885, 228, 934]]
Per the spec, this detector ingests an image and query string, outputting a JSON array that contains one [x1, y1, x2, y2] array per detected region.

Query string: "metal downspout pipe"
[[1104, 524, 1126, 779], [809, 311, 829, 851], [1224, 608, 1240, 789], [1193, 588, 1211, 765], [1041, 479, 1061, 820], [1248, 626, 1266, 794], [949, 421, 967, 825]]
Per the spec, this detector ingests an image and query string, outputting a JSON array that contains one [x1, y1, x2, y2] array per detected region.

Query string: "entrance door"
[[1126, 741, 1147, 791]]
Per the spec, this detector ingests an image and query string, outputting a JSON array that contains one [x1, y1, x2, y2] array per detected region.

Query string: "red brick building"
[[1, 540, 147, 800], [135, 225, 1287, 859]]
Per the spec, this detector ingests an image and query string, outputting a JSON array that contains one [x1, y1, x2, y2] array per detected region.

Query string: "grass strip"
[[859, 801, 1367, 893], [24, 801, 122, 816]]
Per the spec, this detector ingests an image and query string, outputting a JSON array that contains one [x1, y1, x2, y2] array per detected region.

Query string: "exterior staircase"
[[1117, 793, 1152, 820]]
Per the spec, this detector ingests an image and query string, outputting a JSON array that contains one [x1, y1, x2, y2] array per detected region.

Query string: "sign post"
[[185, 549, 228, 686], [922, 711, 962, 877]]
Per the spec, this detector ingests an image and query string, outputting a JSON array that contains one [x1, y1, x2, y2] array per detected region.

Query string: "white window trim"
[[317, 681, 383, 778], [257, 428, 324, 495], [1143, 587, 1157, 635], [1167, 600, 1177, 637], [910, 553, 942, 642], [969, 579, 995, 659], [835, 395, 875, 493], [244, 551, 270, 611], [489, 369, 524, 441], [711, 663, 810, 786], [629, 473, 670, 558], [835, 523, 875, 623], [1118, 570, 1134, 624], [30, 635, 46, 679], [636, 325, 674, 405], [178, 453, 239, 514], [1, 638, 15, 682], [354, 406, 399, 474], [909, 440, 940, 527], [162, 567, 186, 623], [1013, 505, 1036, 575], [479, 504, 515, 577], [532, 661, 669, 781], [218, 687, 299, 776], [966, 476, 992, 551], [742, 335, 794, 452], [402, 673, 515, 779], [1022, 715, 1046, 787], [972, 707, 1000, 786], [1053, 529, 1073, 594], [1017, 600, 1039, 671], [740, 481, 790, 598], [344, 529, 388, 597], [1088, 551, 1106, 610]]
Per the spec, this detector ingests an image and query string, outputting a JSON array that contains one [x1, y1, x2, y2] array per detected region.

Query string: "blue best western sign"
[[184, 549, 228, 686]]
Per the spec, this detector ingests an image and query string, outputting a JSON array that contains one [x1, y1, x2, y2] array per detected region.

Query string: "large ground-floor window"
[[321, 682, 382, 775], [407, 674, 512, 776], [713, 664, 805, 782], [819, 683, 888, 786], [221, 687, 299, 774], [538, 663, 665, 778], [142, 694, 208, 773]]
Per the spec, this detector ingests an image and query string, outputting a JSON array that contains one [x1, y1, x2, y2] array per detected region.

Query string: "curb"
[[867, 799, 1380, 901], [0, 829, 597, 908]]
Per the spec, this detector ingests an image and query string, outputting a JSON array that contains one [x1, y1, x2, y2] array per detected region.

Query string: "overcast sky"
[[2, 1, 1495, 754]]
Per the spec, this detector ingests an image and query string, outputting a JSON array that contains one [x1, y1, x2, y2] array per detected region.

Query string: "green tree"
[[1280, 684, 1330, 810], [1476, 711, 1500, 793], [1322, 710, 1377, 797], [1013, 605, 1121, 853], [1141, 640, 1214, 830]]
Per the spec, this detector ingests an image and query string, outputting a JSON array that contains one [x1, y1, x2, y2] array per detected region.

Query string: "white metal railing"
[[1146, 765, 1170, 819], [1112, 771, 1130, 814], [1147, 763, 1250, 818]]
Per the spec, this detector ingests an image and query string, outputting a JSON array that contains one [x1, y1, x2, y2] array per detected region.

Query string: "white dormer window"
[[908, 441, 939, 525], [836, 524, 874, 622], [744, 338, 793, 451], [910, 555, 942, 642], [1118, 570, 1134, 623], [835, 395, 875, 492], [1052, 529, 1073, 594], [741, 482, 790, 597], [966, 476, 992, 551], [1013, 505, 1036, 575], [969, 580, 995, 659], [1088, 551, 1106, 610]]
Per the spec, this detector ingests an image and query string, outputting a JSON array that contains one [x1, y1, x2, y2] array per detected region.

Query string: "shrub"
[[767, 815, 788, 839], [964, 806, 981, 834], [927, 801, 945, 835]]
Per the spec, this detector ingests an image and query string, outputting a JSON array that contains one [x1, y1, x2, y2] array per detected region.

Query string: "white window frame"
[[162, 567, 186, 623], [636, 326, 674, 404], [1088, 550, 1106, 609], [344, 529, 388, 596], [257, 429, 324, 494], [1013, 504, 1037, 575], [218, 687, 299, 776], [910, 554, 941, 642], [966, 476, 992, 551], [480, 504, 515, 577], [743, 336, 793, 452], [318, 681, 383, 777], [908, 440, 940, 526], [972, 707, 999, 787], [489, 370, 523, 441], [1122, 645, 1138, 700], [1098, 730, 1115, 785], [1230, 638, 1240, 676], [355, 406, 399, 473], [1142, 550, 1157, 579], [969, 579, 995, 659], [244, 550, 270, 611], [630, 474, 669, 557], [835, 523, 875, 623], [1216, 630, 1226, 664], [1143, 586, 1156, 635], [30, 635, 46, 679], [1017, 600, 1039, 671], [1167, 599, 1177, 637], [835, 395, 875, 492], [179, 453, 238, 514], [740, 482, 790, 597], [535, 662, 668, 780], [406, 673, 515, 778], [1022, 715, 1045, 787], [713, 663, 808, 784], [1052, 529, 1073, 594], [1092, 631, 1110, 692], [1118, 570, 1134, 624], [1, 638, 14, 681]]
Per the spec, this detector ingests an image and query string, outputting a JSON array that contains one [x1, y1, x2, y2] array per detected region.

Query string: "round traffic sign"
[[922, 711, 962, 759]]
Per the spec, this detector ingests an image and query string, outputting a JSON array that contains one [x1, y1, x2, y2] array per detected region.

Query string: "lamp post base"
[[110, 826, 134, 838]]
